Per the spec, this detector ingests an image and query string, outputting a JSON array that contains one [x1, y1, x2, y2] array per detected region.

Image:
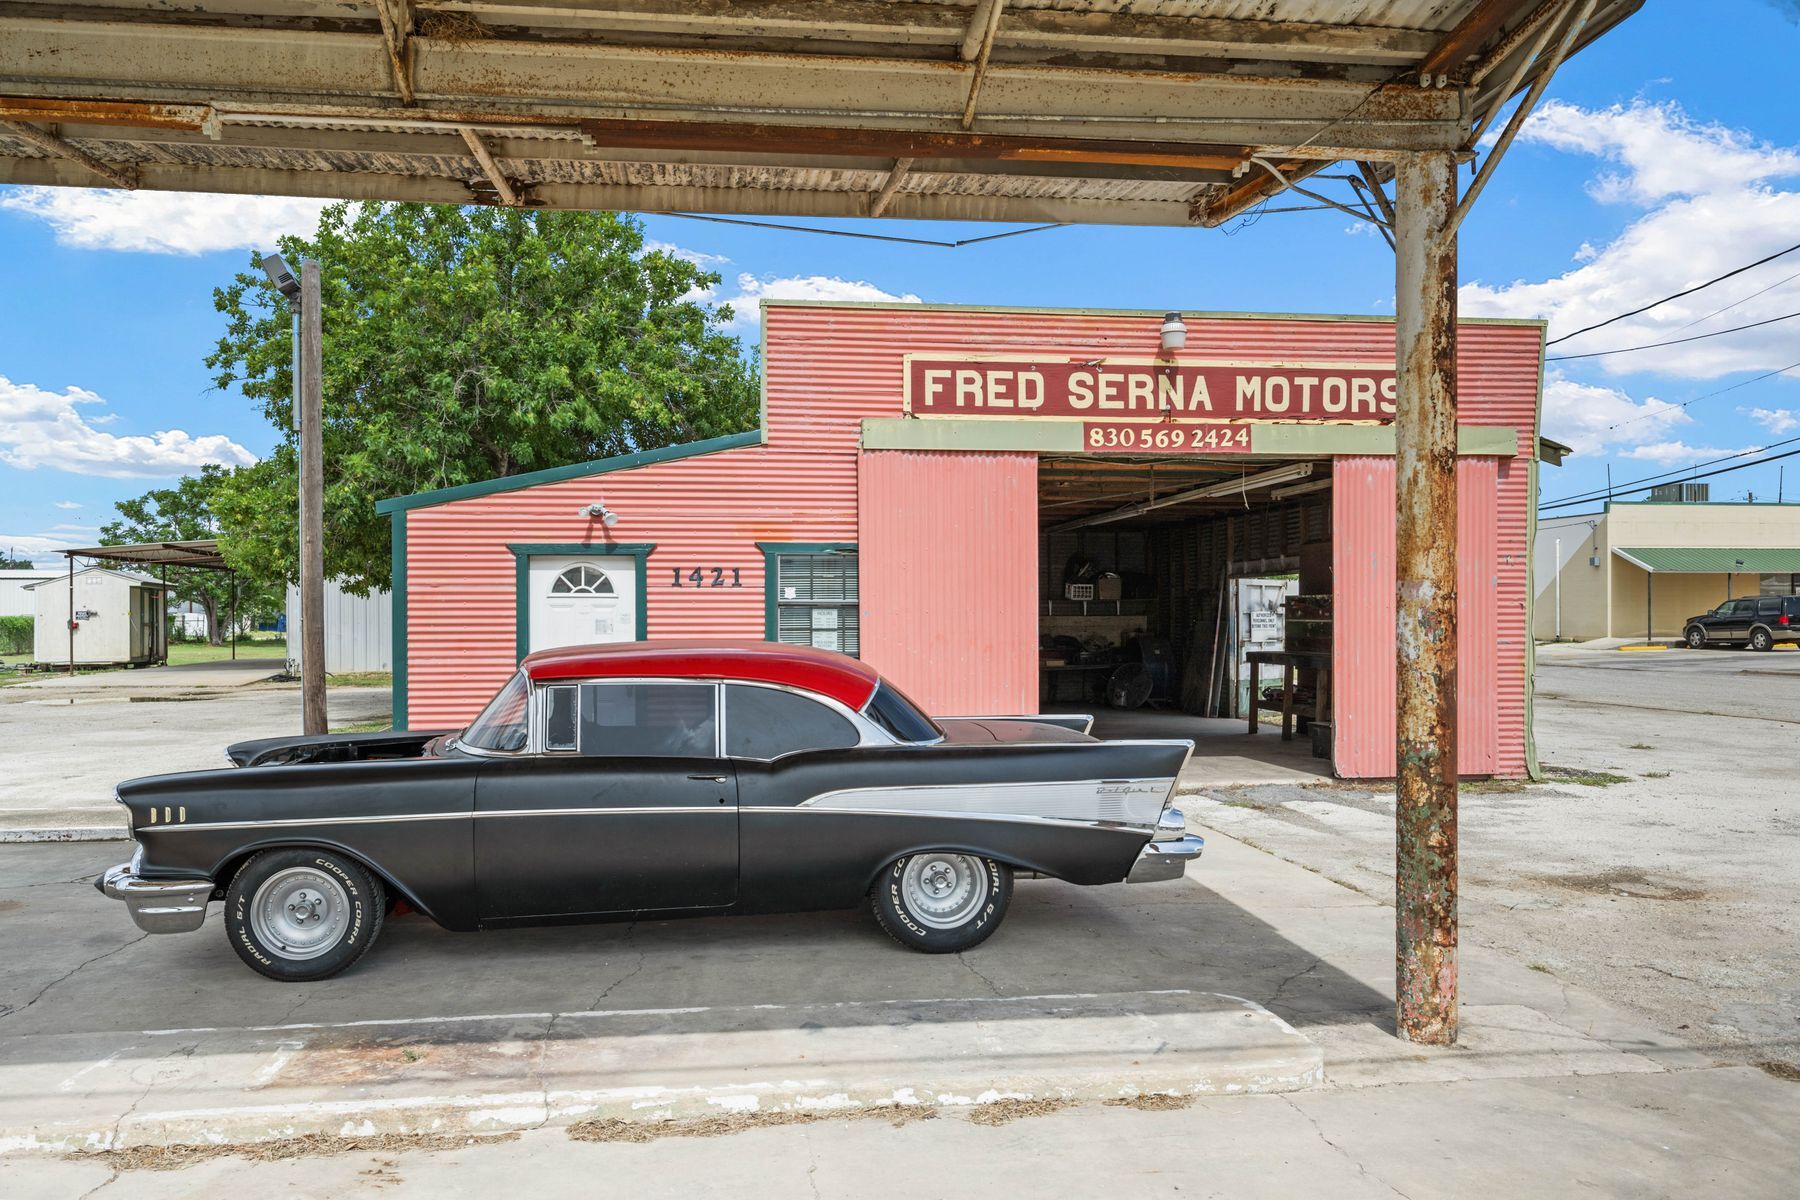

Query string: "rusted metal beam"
[[373, 0, 416, 106], [960, 0, 1006, 129], [1356, 160, 1397, 224], [868, 157, 912, 218], [0, 97, 211, 132], [1393, 149, 1460, 1046], [0, 119, 137, 188], [458, 126, 520, 206], [1198, 159, 1322, 227], [1450, 0, 1594, 234], [1416, 0, 1536, 81]]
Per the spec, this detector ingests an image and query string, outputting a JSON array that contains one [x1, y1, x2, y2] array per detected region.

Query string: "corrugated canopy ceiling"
[[0, 1, 1640, 226]]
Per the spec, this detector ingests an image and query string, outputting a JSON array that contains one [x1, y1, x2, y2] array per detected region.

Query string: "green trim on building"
[[1614, 546, 1800, 573], [390, 509, 408, 731], [859, 418, 1518, 458], [375, 431, 762, 516], [507, 543, 656, 662], [757, 542, 857, 641]]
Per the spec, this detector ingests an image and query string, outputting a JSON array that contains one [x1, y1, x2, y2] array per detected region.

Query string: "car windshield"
[[462, 671, 530, 752], [862, 680, 942, 743]]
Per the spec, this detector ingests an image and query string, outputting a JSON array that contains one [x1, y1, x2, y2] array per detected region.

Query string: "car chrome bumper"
[[97, 862, 212, 934], [1129, 808, 1205, 883]]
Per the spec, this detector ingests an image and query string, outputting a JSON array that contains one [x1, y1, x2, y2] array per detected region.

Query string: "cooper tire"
[[1751, 627, 1774, 652], [225, 849, 385, 982], [870, 852, 1011, 954], [1685, 626, 1707, 649]]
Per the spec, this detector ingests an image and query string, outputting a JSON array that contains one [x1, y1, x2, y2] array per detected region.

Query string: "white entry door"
[[528, 556, 638, 652]]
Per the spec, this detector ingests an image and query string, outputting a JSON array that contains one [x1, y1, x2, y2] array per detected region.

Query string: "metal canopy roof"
[[62, 540, 232, 571], [1614, 547, 1800, 575], [0, 0, 1641, 227]]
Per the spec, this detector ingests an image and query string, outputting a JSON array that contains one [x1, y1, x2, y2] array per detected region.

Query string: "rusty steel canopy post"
[[1393, 149, 1460, 1046]]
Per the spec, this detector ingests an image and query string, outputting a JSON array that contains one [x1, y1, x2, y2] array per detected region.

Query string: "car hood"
[[935, 718, 1094, 745]]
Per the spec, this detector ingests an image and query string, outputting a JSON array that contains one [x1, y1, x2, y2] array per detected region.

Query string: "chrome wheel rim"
[[900, 854, 987, 930], [250, 867, 350, 961]]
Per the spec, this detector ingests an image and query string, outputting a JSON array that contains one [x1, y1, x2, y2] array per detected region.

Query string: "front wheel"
[[1750, 627, 1774, 652], [225, 849, 385, 981], [870, 852, 1012, 953], [1685, 626, 1707, 649]]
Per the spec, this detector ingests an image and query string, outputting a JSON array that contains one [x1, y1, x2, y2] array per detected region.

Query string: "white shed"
[[0, 568, 61, 617], [28, 567, 170, 666]]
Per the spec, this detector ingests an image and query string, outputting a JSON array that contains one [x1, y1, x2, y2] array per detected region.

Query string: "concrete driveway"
[[0, 684, 391, 835]]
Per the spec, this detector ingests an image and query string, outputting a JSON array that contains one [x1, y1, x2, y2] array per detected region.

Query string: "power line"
[[1545, 238, 1800, 347], [1672, 265, 1800, 332], [1538, 443, 1800, 512], [1542, 433, 1800, 508], [1607, 358, 1800, 430], [1545, 308, 1800, 362]]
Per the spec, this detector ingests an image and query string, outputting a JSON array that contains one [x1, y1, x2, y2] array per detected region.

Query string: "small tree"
[[102, 466, 281, 645], [0, 552, 35, 569], [208, 202, 758, 594]]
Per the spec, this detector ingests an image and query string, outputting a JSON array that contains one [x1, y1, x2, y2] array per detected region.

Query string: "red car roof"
[[520, 640, 882, 710]]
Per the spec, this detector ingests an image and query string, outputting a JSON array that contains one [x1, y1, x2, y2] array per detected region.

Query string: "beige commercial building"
[[1535, 501, 1800, 642]]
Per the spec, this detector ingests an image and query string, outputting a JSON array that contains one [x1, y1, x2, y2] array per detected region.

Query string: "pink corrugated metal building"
[[379, 301, 1545, 779]]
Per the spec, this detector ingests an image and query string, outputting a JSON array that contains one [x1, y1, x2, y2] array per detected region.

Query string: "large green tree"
[[102, 465, 283, 645], [208, 203, 758, 594]]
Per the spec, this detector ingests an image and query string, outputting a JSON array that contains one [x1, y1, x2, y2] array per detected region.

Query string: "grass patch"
[[1626, 742, 1654, 750], [167, 638, 287, 666], [1643, 770, 1671, 779], [331, 718, 392, 734], [1543, 766, 1632, 787], [1460, 778, 1528, 794], [1528, 962, 1553, 974], [326, 670, 391, 688]]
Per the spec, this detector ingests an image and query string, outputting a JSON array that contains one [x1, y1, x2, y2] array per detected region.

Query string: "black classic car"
[[100, 641, 1202, 980], [1683, 595, 1800, 651]]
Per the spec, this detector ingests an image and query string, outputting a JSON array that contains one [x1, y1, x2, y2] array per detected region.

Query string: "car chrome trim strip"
[[793, 778, 1175, 828], [739, 806, 1144, 833]]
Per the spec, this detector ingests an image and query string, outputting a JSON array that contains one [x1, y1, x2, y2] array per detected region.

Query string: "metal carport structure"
[[0, 0, 1646, 1044]]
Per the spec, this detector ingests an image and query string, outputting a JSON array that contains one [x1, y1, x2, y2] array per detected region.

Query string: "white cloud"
[[1617, 442, 1757, 465], [1746, 406, 1800, 435], [1461, 100, 1800, 379], [643, 240, 729, 268], [1540, 376, 1690, 459], [52, 500, 81, 510], [0, 187, 330, 254], [0, 375, 255, 478], [0, 531, 85, 564], [718, 273, 923, 329]]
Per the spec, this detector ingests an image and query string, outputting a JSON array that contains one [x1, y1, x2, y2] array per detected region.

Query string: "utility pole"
[[1393, 150, 1459, 1046], [299, 260, 327, 735], [260, 253, 327, 736]]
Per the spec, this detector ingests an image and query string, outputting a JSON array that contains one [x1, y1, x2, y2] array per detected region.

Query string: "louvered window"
[[774, 550, 859, 657]]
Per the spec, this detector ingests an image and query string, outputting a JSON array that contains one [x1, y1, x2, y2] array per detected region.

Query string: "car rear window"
[[1758, 598, 1782, 616], [724, 684, 859, 759]]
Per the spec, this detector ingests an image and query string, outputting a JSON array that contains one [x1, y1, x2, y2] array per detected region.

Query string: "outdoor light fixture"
[[260, 253, 301, 303], [580, 501, 621, 528], [1159, 312, 1188, 352]]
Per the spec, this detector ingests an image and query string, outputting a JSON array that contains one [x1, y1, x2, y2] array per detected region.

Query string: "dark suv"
[[1683, 595, 1800, 651]]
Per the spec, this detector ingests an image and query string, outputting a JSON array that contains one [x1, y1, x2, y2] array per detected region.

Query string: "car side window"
[[1729, 599, 1755, 616], [543, 685, 578, 751], [1756, 597, 1782, 617], [578, 683, 718, 757], [724, 684, 859, 759]]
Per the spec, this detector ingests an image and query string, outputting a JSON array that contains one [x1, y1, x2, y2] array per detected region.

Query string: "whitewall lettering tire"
[[225, 849, 386, 982], [871, 852, 1012, 953]]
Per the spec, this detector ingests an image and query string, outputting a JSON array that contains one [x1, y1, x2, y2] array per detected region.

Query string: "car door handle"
[[687, 774, 729, 783]]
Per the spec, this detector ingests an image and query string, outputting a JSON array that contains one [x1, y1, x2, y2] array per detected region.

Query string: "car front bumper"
[[97, 858, 213, 934], [1128, 807, 1205, 883]]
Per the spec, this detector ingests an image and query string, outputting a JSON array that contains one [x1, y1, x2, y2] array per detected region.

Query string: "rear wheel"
[[1685, 626, 1707, 649], [870, 852, 1011, 953], [225, 849, 385, 982], [1750, 627, 1774, 652]]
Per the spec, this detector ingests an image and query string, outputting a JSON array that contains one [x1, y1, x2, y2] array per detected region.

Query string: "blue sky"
[[4, 0, 1799, 563]]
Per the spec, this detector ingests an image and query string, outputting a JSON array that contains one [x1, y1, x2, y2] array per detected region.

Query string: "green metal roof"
[[1614, 547, 1800, 573]]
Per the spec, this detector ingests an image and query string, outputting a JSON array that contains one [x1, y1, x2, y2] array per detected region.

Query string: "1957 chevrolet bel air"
[[99, 641, 1202, 981]]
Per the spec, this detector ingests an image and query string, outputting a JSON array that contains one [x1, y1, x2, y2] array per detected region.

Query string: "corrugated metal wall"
[[285, 579, 392, 673], [401, 305, 1540, 765], [859, 449, 1038, 715], [1332, 455, 1502, 777]]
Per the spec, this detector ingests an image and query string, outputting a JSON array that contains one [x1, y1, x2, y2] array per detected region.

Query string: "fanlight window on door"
[[550, 564, 616, 596]]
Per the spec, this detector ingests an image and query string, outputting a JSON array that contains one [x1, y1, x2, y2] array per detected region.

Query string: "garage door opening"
[[1036, 453, 1335, 783]]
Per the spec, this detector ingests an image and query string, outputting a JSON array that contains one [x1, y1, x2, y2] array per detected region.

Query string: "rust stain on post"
[[1393, 150, 1459, 1045]]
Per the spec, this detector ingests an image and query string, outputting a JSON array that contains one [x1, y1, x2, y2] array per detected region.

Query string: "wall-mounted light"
[[579, 501, 620, 528], [1160, 311, 1188, 352]]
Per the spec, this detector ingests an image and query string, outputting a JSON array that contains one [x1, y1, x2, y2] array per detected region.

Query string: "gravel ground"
[[1187, 644, 1800, 1073]]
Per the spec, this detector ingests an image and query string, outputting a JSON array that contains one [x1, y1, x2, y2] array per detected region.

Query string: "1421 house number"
[[670, 567, 743, 588]]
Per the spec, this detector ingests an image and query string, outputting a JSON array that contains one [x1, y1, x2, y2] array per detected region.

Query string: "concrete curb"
[[0, 827, 128, 843], [0, 990, 1323, 1154]]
